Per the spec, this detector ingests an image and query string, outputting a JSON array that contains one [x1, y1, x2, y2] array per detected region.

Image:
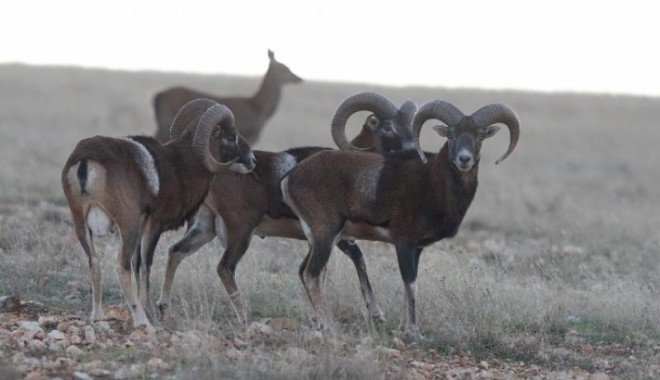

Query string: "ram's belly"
[[340, 221, 392, 243], [254, 216, 307, 240]]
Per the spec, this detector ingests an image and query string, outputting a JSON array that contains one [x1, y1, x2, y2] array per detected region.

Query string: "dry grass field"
[[1, 63, 659, 379]]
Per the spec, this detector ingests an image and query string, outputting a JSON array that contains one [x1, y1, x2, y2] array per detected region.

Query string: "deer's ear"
[[268, 50, 275, 60]]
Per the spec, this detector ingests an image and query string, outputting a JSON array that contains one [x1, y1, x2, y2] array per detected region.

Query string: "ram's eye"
[[381, 125, 396, 136], [367, 115, 380, 129]]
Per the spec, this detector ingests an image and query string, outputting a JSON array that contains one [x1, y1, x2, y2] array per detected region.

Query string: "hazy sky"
[[2, 0, 659, 96]]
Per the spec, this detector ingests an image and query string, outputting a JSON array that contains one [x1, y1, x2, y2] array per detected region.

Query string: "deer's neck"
[[251, 70, 283, 119]]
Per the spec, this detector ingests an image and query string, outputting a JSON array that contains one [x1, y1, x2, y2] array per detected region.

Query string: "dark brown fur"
[[157, 108, 419, 322], [280, 100, 519, 340]]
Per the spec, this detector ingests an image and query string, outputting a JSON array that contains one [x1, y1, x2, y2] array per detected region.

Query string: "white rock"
[[47, 330, 66, 340], [73, 371, 92, 380], [19, 321, 43, 333], [83, 326, 96, 344]]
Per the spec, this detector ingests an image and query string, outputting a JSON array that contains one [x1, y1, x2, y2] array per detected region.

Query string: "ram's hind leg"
[[138, 219, 162, 322], [64, 167, 105, 322], [158, 206, 217, 319], [72, 210, 104, 321], [117, 219, 154, 332], [300, 220, 344, 334], [336, 239, 385, 322]]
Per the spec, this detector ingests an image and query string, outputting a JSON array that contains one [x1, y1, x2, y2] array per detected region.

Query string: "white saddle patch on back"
[[87, 205, 114, 236], [274, 152, 298, 179], [121, 137, 160, 196]]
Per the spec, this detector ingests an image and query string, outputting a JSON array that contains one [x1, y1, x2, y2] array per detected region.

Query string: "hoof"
[[371, 309, 386, 323], [392, 328, 424, 344], [157, 303, 169, 321]]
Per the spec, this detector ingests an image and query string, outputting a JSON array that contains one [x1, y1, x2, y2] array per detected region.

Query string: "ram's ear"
[[480, 125, 501, 140], [432, 124, 450, 138]]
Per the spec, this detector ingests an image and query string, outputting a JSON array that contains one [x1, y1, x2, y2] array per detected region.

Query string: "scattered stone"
[[478, 360, 490, 370], [47, 330, 66, 341], [88, 368, 112, 377], [146, 357, 170, 371], [37, 316, 59, 330], [281, 346, 311, 364], [16, 321, 44, 341], [410, 360, 434, 371], [376, 346, 402, 360], [83, 326, 96, 344], [67, 325, 81, 335], [73, 371, 92, 380], [247, 322, 272, 339], [267, 317, 298, 333], [29, 339, 47, 351], [93, 321, 112, 332], [68, 334, 82, 345], [393, 337, 406, 351], [19, 321, 43, 333], [65, 345, 84, 359]]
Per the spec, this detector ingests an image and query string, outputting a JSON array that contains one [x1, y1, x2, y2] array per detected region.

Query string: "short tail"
[[77, 159, 89, 195]]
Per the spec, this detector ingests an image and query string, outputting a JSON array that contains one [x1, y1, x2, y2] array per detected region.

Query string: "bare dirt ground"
[[1, 64, 659, 379]]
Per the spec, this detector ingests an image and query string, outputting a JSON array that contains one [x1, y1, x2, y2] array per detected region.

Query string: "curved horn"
[[396, 99, 418, 129], [169, 98, 219, 141], [331, 92, 399, 150], [411, 100, 465, 164], [192, 104, 237, 173], [470, 104, 520, 164]]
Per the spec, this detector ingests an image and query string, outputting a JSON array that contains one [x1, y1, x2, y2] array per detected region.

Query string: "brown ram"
[[281, 99, 520, 341], [156, 92, 420, 323], [61, 99, 256, 330]]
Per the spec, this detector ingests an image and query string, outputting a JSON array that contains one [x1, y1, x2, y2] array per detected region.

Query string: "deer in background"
[[153, 50, 302, 144]]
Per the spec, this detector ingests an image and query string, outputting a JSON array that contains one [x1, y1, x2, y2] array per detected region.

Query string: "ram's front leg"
[[396, 243, 424, 342]]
